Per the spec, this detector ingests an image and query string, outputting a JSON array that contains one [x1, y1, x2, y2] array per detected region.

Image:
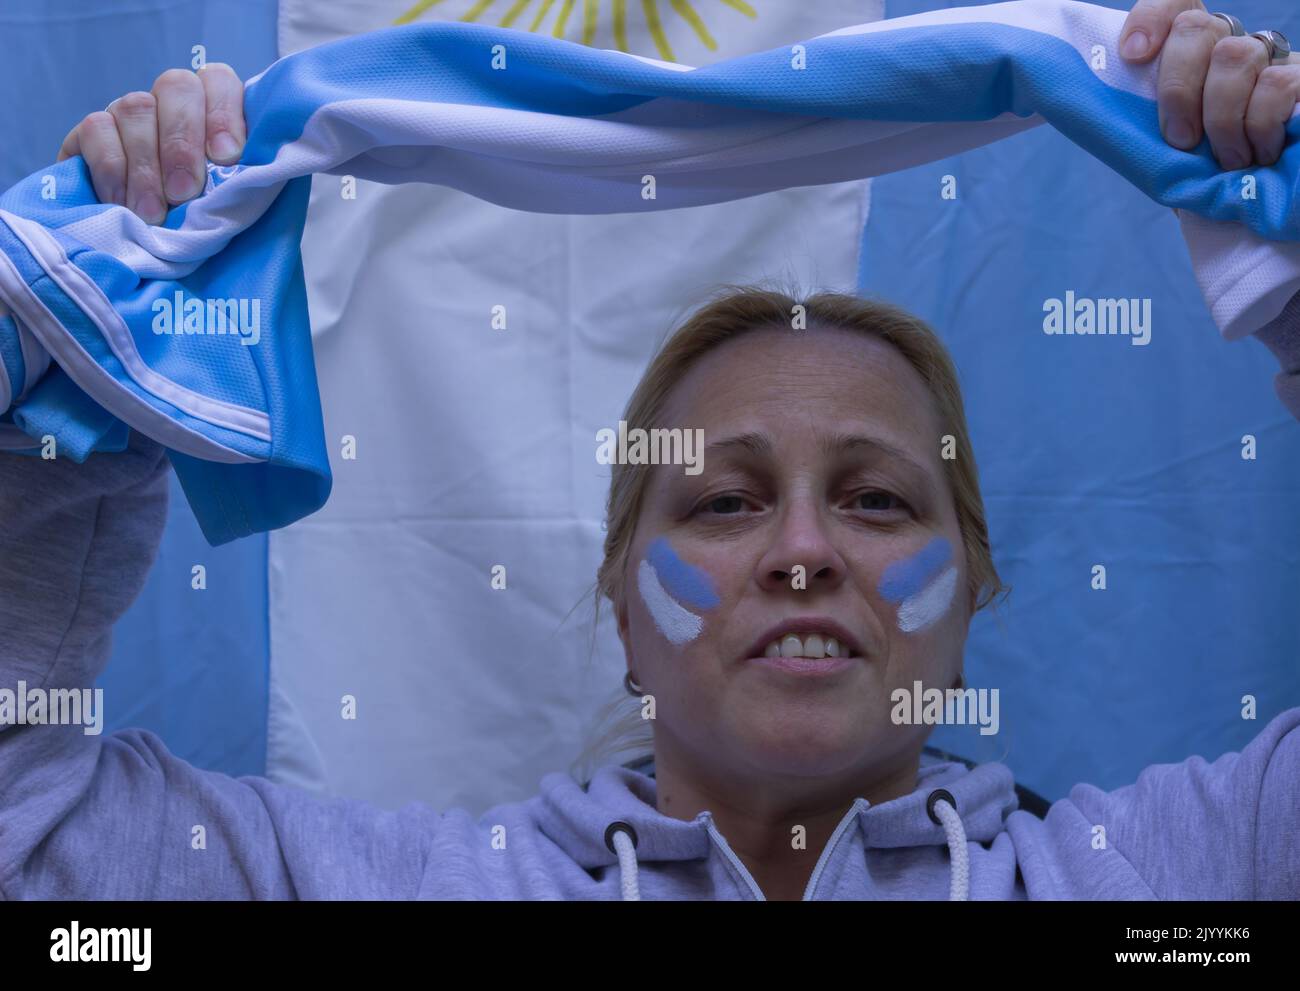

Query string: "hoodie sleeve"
[[1251, 288, 1300, 423], [1063, 708, 1300, 900], [0, 436, 445, 899]]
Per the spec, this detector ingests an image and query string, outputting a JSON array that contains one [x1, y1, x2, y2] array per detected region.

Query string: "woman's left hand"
[[1120, 0, 1299, 169]]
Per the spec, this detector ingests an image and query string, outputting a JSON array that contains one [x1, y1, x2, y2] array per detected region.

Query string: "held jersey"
[[1, 0, 1298, 544]]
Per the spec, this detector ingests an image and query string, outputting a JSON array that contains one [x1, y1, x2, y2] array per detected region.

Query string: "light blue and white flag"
[[2, 0, 1298, 546]]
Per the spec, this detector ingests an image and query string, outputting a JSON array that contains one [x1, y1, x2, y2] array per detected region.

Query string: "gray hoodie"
[[1, 429, 1298, 900]]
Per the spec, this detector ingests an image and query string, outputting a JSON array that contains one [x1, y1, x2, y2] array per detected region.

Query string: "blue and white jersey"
[[1, 0, 1297, 544]]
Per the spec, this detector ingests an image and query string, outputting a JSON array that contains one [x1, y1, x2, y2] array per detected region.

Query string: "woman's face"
[[618, 324, 972, 784]]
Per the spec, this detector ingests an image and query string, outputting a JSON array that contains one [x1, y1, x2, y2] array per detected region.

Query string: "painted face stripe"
[[637, 559, 704, 645], [897, 565, 959, 633], [878, 536, 952, 603], [645, 536, 720, 610]]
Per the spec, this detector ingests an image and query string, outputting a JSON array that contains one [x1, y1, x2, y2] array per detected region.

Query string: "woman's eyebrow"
[[819, 432, 932, 482], [703, 431, 773, 461], [703, 430, 933, 484]]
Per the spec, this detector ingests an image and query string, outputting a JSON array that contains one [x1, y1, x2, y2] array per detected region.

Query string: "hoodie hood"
[[528, 753, 1021, 900]]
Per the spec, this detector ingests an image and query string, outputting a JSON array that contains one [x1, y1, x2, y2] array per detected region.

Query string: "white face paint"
[[636, 537, 720, 646], [637, 559, 705, 646], [896, 565, 958, 633], [879, 537, 957, 634]]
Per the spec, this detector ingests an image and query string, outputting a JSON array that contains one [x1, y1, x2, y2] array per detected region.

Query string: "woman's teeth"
[[762, 634, 845, 659]]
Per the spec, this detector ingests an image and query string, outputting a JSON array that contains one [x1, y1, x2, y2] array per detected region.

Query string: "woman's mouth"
[[760, 632, 849, 659], [750, 653, 858, 676], [744, 627, 863, 676]]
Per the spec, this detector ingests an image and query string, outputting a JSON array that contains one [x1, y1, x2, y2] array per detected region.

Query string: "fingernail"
[[209, 132, 240, 161], [1166, 117, 1195, 148], [165, 168, 198, 202], [1121, 30, 1148, 59], [132, 192, 166, 223]]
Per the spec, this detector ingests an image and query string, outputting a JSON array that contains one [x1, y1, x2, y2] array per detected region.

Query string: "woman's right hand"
[[56, 64, 247, 225]]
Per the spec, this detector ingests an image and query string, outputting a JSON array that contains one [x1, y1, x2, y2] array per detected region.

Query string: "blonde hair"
[[571, 283, 1008, 781]]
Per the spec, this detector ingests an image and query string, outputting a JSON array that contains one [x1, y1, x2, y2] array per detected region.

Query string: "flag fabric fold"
[[2, 0, 1298, 544]]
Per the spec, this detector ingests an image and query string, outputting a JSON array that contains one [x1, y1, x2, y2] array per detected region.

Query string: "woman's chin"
[[729, 711, 883, 778]]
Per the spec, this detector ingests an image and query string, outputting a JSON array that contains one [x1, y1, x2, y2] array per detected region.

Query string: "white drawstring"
[[927, 790, 970, 901], [607, 795, 968, 902], [606, 822, 641, 901]]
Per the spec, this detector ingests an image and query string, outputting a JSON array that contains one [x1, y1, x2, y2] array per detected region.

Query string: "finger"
[[1120, 0, 1205, 62], [1158, 7, 1231, 149], [56, 122, 83, 163], [1204, 35, 1271, 168], [57, 98, 124, 161], [151, 68, 206, 205], [109, 91, 167, 225], [71, 112, 129, 206], [1245, 63, 1300, 165], [196, 62, 246, 165]]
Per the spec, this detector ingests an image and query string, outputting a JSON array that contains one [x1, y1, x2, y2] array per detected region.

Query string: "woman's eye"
[[702, 494, 746, 515], [856, 490, 905, 512]]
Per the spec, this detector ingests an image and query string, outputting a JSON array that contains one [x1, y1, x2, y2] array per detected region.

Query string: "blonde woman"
[[2, 0, 1298, 900]]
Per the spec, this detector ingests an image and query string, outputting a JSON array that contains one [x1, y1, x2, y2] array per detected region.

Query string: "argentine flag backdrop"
[[1, 0, 1297, 814]]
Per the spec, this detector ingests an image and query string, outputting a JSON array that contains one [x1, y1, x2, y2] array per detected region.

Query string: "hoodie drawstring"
[[605, 821, 641, 901], [926, 788, 970, 901]]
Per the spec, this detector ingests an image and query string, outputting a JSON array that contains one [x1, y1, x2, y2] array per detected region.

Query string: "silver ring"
[[1211, 12, 1246, 36], [1250, 29, 1292, 64]]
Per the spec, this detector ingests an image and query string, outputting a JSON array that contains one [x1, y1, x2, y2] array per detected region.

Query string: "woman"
[[2, 0, 1297, 900]]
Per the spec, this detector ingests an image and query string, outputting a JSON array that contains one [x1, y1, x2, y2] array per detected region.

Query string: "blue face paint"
[[645, 537, 720, 610], [878, 536, 952, 603]]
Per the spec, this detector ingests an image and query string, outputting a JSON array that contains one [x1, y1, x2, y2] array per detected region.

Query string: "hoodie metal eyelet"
[[604, 820, 639, 853], [926, 788, 957, 825]]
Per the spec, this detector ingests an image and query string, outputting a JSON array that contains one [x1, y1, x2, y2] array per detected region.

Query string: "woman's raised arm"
[[0, 441, 453, 898]]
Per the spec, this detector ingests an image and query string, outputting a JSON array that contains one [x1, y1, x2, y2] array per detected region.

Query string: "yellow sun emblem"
[[393, 0, 758, 63]]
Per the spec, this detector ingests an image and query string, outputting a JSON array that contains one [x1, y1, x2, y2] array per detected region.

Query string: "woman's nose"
[[755, 500, 847, 593]]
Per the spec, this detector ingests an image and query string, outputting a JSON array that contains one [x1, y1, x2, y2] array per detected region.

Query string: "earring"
[[624, 671, 644, 696]]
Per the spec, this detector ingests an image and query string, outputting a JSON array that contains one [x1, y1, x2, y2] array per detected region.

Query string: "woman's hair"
[[571, 282, 1009, 781]]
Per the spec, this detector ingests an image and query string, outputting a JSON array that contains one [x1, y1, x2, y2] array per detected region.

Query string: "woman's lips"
[[746, 653, 859, 676]]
